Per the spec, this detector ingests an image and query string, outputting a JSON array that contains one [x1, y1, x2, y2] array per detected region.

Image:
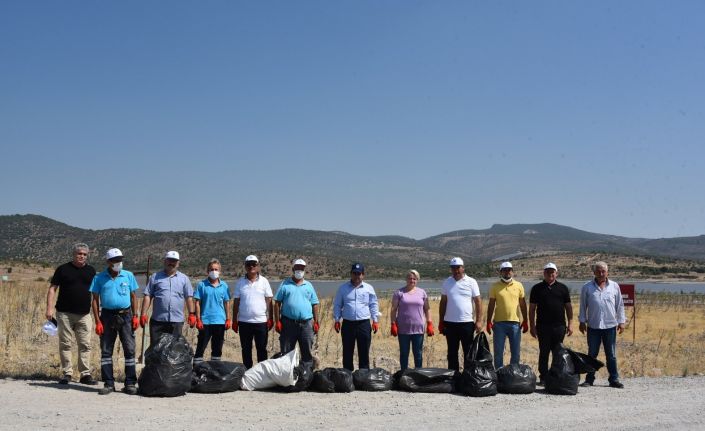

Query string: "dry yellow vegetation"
[[1, 280, 703, 380]]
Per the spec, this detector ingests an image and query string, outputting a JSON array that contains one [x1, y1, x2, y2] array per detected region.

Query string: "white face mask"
[[111, 262, 123, 272], [501, 276, 512, 283], [208, 270, 220, 280], [294, 270, 305, 280]]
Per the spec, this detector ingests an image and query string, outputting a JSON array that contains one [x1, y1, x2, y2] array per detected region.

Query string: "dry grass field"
[[1, 280, 704, 381]]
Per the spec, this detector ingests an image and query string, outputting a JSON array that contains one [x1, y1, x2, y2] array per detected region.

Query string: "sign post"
[[620, 284, 636, 344]]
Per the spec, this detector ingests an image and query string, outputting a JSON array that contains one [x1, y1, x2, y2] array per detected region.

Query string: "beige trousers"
[[56, 311, 93, 377]]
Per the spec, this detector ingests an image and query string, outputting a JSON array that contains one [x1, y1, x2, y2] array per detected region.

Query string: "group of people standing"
[[46, 243, 627, 396]]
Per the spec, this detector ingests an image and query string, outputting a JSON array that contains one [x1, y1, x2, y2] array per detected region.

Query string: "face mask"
[[294, 270, 305, 280], [111, 262, 123, 272], [208, 270, 220, 280], [501, 277, 512, 283]]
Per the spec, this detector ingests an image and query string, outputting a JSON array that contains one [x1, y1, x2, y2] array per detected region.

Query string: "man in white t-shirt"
[[439, 257, 483, 371], [232, 255, 273, 369]]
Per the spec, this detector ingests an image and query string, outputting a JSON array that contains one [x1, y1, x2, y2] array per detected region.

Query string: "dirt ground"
[[1, 376, 703, 430]]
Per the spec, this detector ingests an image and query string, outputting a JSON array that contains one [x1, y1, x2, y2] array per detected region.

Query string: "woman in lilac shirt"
[[390, 270, 435, 370]]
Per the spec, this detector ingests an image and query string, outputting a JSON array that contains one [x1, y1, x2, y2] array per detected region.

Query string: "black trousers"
[[443, 321, 475, 372], [537, 323, 566, 380], [194, 324, 225, 362], [149, 319, 184, 347], [238, 321, 269, 369], [341, 319, 372, 371], [99, 309, 136, 387]]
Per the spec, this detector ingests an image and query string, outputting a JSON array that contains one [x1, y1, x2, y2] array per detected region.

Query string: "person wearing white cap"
[[439, 257, 482, 371], [273, 258, 320, 367], [46, 243, 97, 385], [139, 250, 196, 345], [232, 255, 274, 369], [486, 261, 528, 370], [89, 248, 140, 395], [193, 258, 231, 365], [529, 262, 573, 385]]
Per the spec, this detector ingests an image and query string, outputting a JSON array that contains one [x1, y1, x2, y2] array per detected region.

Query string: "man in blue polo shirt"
[[139, 251, 196, 344], [273, 259, 320, 366], [89, 248, 140, 395], [333, 263, 380, 371]]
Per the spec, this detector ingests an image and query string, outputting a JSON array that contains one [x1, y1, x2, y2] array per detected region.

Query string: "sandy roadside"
[[0, 376, 703, 430]]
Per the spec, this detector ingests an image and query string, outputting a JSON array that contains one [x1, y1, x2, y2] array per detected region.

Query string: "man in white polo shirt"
[[232, 255, 273, 369], [439, 257, 483, 371]]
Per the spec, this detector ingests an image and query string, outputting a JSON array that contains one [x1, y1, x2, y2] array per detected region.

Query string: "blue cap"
[[351, 263, 365, 273]]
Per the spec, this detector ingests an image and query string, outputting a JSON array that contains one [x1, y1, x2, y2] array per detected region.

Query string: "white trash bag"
[[240, 348, 299, 391], [42, 319, 58, 336]]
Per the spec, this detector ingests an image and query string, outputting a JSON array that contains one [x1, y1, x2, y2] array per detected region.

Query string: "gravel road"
[[1, 376, 703, 430]]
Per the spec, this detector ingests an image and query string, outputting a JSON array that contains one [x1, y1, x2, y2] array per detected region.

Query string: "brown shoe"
[[79, 375, 98, 385]]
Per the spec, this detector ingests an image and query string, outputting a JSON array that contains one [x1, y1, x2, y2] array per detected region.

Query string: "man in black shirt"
[[529, 262, 573, 385], [45, 243, 97, 385]]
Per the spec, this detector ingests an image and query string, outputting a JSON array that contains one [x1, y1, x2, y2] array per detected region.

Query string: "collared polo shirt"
[[233, 275, 273, 323], [333, 281, 380, 322], [194, 278, 230, 325], [529, 280, 571, 326], [579, 279, 626, 329], [274, 278, 319, 321], [441, 275, 481, 322], [489, 279, 525, 322], [89, 269, 139, 310], [144, 270, 194, 323]]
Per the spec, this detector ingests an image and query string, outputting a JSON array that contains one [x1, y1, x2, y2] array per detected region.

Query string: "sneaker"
[[579, 381, 593, 387], [122, 385, 138, 395], [58, 375, 71, 385], [609, 380, 624, 389], [98, 385, 115, 395], [79, 375, 98, 385]]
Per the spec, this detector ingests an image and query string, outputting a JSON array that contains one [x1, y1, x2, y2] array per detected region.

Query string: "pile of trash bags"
[[138, 334, 193, 397], [545, 344, 604, 395]]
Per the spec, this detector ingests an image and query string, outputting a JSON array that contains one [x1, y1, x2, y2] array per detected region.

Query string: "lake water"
[[135, 276, 705, 298]]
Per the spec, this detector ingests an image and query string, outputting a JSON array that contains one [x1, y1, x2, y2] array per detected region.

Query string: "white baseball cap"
[[499, 261, 513, 270], [544, 262, 558, 271], [449, 257, 464, 266], [105, 248, 123, 260], [245, 255, 259, 263], [292, 258, 307, 267], [165, 251, 180, 260]]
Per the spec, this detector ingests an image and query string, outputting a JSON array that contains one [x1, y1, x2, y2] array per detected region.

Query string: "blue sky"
[[1, 1, 704, 239]]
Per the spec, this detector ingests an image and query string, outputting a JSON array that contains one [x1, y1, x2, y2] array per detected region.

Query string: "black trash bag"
[[545, 344, 579, 395], [283, 362, 315, 392], [191, 361, 246, 393], [311, 368, 354, 393], [458, 332, 497, 397], [567, 349, 605, 374], [393, 368, 456, 393], [138, 334, 193, 397], [496, 364, 536, 394], [352, 368, 393, 392]]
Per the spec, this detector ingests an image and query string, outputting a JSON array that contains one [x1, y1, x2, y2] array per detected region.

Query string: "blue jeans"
[[398, 334, 424, 370], [586, 326, 619, 383], [492, 321, 521, 369]]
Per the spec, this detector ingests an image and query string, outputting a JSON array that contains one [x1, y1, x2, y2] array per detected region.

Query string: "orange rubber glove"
[[486, 322, 493, 334], [266, 319, 273, 331], [426, 321, 435, 337], [196, 318, 204, 331], [140, 314, 148, 328], [313, 321, 320, 334], [95, 320, 104, 336], [334, 321, 341, 333], [521, 320, 529, 333], [131, 315, 139, 331], [224, 319, 231, 330], [438, 321, 445, 335], [372, 321, 379, 334], [275, 320, 283, 333], [390, 322, 398, 337], [232, 321, 239, 333], [188, 313, 197, 328]]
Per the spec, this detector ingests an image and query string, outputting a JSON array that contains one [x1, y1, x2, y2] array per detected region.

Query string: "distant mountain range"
[[1, 214, 704, 279]]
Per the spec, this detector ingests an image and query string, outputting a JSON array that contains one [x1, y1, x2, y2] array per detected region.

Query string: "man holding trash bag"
[[45, 242, 97, 385], [579, 261, 626, 389], [439, 257, 483, 372], [89, 248, 140, 395], [529, 262, 573, 385]]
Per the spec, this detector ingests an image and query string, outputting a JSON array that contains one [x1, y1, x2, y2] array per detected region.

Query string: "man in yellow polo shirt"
[[486, 262, 528, 369]]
